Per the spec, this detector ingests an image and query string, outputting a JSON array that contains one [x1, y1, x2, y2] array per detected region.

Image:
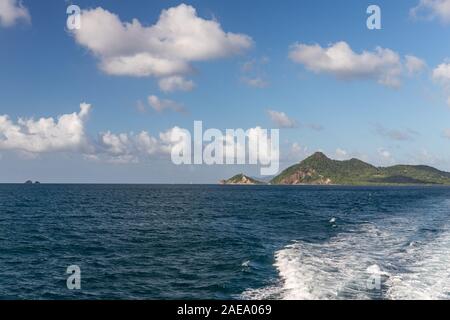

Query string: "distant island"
[[24, 180, 41, 184], [219, 174, 265, 185], [221, 152, 450, 185]]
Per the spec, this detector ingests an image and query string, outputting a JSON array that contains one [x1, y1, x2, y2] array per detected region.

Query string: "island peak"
[[225, 152, 450, 186], [220, 174, 264, 185]]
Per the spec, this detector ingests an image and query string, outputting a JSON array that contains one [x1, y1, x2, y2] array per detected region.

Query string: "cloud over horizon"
[[0, 103, 91, 154], [96, 126, 189, 164], [0, 106, 280, 167], [0, 105, 189, 163]]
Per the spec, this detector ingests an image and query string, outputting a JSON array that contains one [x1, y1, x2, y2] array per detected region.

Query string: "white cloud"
[[376, 148, 395, 165], [99, 54, 191, 78], [289, 41, 405, 87], [411, 0, 450, 23], [0, 106, 280, 167], [0, 104, 91, 154], [0, 0, 30, 27], [285, 142, 310, 161], [158, 126, 191, 155], [158, 76, 195, 92], [433, 63, 450, 82], [405, 55, 427, 74], [100, 126, 279, 168], [99, 132, 134, 156], [378, 148, 392, 159], [0, 105, 193, 164], [147, 95, 185, 113], [245, 126, 279, 166], [267, 110, 297, 128], [241, 77, 269, 88], [190, 126, 278, 169], [97, 126, 190, 164], [335, 148, 348, 160], [71, 4, 252, 82], [98, 131, 158, 163], [432, 62, 450, 106]]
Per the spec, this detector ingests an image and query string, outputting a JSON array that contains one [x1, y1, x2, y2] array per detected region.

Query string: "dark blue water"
[[1, 184, 450, 299]]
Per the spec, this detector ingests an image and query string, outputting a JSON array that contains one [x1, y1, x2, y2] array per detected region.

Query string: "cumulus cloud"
[[411, 0, 450, 23], [432, 62, 450, 106], [147, 95, 186, 113], [0, 0, 30, 27], [0, 104, 91, 154], [158, 76, 195, 92], [97, 128, 185, 164], [288, 41, 423, 88], [0, 104, 193, 165], [405, 55, 427, 74], [71, 4, 252, 90], [97, 126, 192, 164], [0, 106, 280, 167], [243, 126, 279, 167], [267, 110, 297, 128], [433, 62, 450, 82]]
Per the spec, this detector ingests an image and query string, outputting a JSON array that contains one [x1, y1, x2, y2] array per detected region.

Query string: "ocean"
[[1, 184, 450, 300]]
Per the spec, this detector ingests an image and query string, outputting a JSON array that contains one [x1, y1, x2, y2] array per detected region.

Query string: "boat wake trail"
[[385, 229, 450, 300], [242, 201, 450, 300]]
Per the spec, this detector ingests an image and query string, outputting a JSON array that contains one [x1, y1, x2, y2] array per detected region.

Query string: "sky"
[[1, 0, 450, 183]]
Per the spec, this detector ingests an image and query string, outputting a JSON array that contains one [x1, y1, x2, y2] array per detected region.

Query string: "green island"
[[221, 152, 450, 185]]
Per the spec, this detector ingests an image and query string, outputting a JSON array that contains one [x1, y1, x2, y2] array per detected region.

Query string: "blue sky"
[[1, 0, 450, 183]]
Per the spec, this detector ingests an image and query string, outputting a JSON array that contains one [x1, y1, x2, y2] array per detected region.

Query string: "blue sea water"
[[1, 184, 450, 300]]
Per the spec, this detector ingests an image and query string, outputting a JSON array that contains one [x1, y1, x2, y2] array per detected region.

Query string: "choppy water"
[[1, 184, 450, 299]]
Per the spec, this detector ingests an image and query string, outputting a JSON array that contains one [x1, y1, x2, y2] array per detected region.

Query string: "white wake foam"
[[243, 223, 395, 299], [242, 213, 450, 300], [386, 229, 450, 300]]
